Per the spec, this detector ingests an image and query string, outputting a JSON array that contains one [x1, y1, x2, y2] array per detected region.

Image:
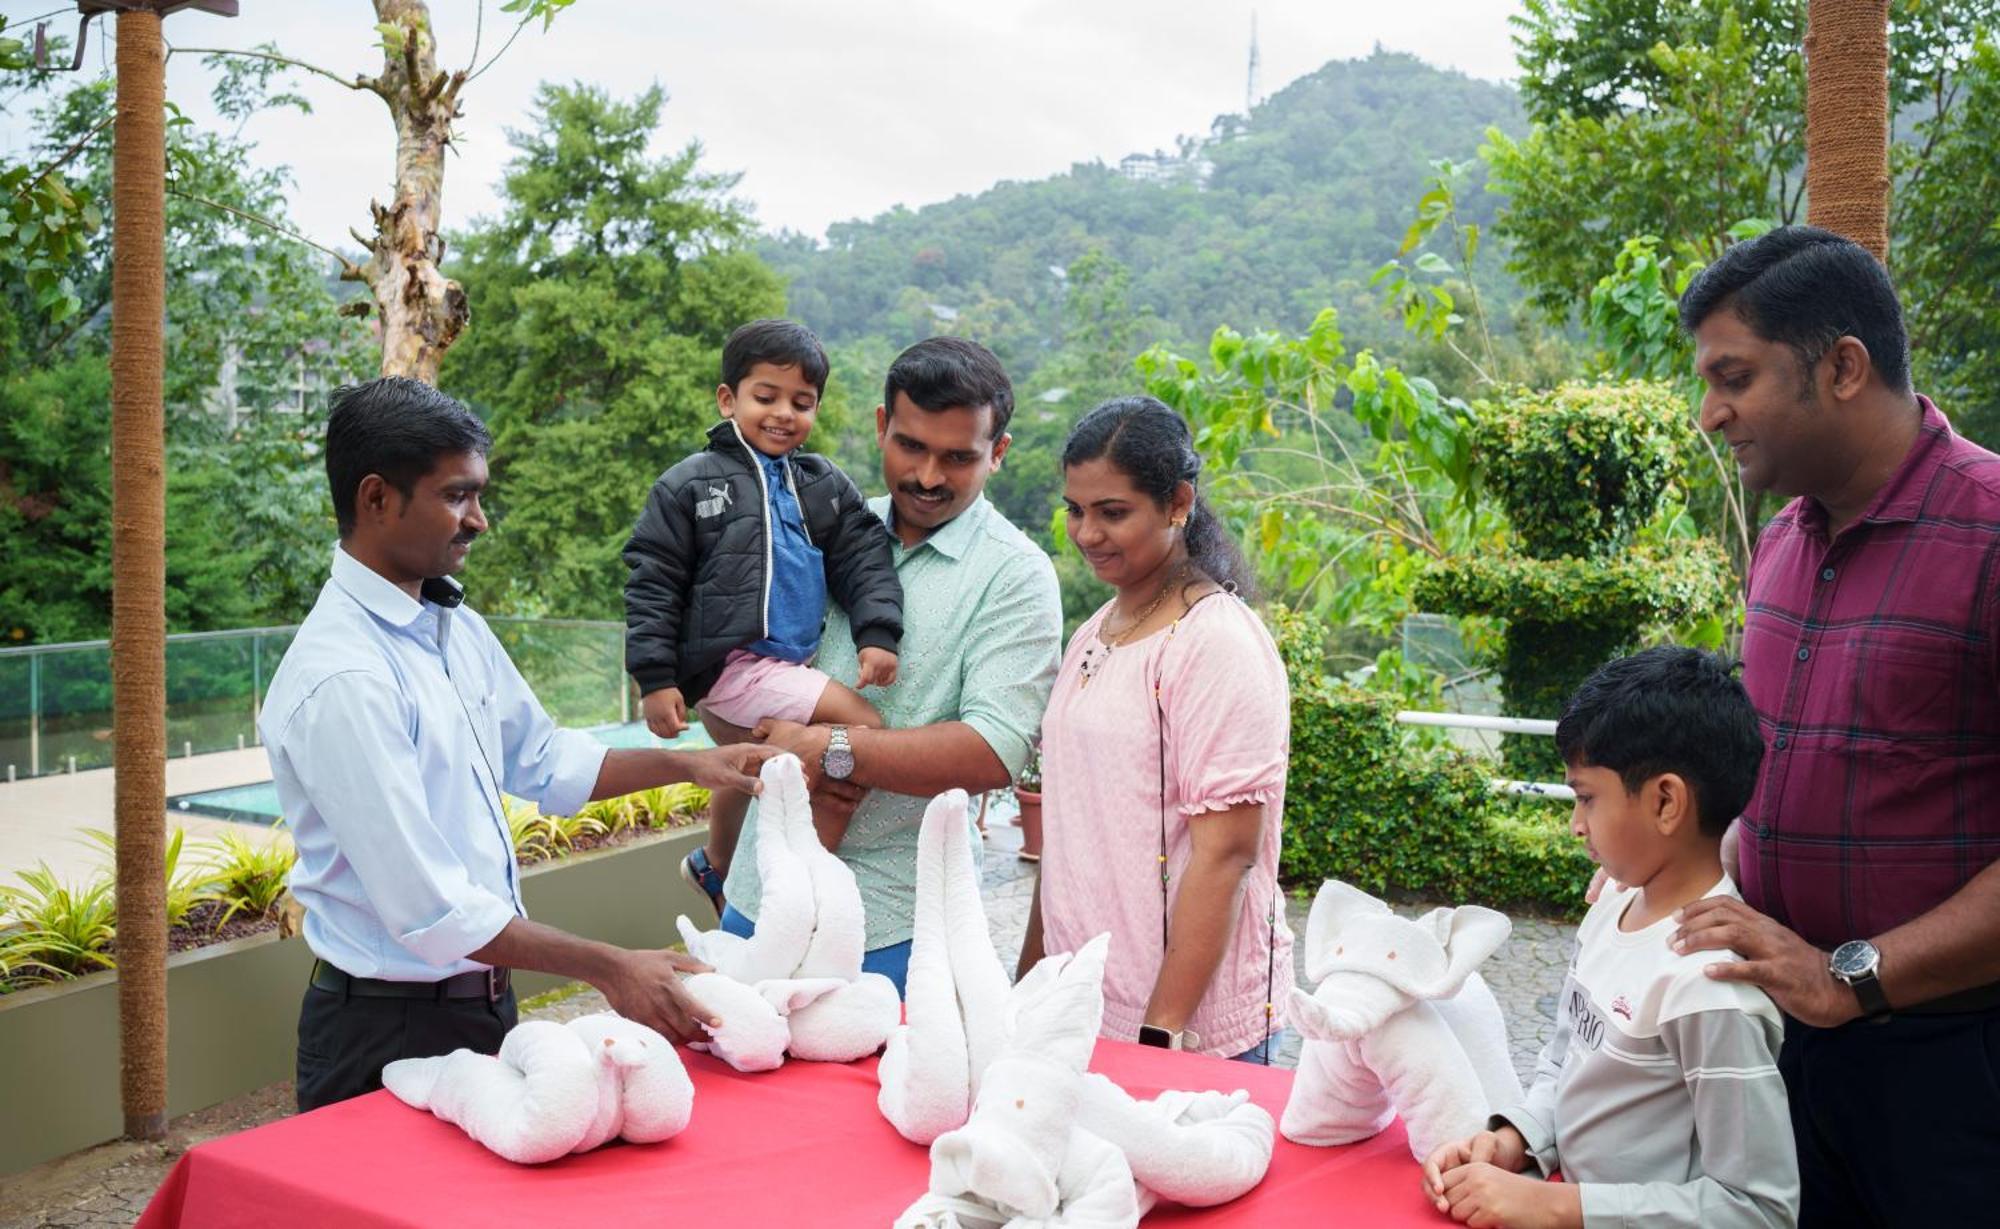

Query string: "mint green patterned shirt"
[[722, 494, 1062, 949]]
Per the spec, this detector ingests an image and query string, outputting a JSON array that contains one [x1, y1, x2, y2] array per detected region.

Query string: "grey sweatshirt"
[[1493, 878, 1799, 1229]]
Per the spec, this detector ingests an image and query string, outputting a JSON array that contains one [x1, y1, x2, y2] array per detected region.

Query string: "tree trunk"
[[352, 0, 469, 383], [110, 8, 169, 1144], [1804, 0, 1892, 261]]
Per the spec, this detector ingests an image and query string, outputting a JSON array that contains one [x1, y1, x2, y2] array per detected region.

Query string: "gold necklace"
[[1079, 562, 1188, 689]]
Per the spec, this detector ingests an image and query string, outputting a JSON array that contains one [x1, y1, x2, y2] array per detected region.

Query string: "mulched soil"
[[517, 811, 705, 861], [103, 899, 282, 961]]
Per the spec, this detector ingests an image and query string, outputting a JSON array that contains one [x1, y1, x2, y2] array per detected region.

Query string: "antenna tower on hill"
[[1246, 11, 1262, 113]]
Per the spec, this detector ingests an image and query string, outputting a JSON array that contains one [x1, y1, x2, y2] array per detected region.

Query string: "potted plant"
[[1014, 740, 1043, 862]]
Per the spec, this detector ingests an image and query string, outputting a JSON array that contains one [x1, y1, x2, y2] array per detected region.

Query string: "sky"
[[2, 1, 1525, 248]]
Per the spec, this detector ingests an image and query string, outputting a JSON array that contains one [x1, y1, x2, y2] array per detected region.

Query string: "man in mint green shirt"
[[704, 337, 1062, 992]]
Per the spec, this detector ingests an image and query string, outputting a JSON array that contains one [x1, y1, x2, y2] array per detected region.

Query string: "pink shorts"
[[701, 649, 831, 728]]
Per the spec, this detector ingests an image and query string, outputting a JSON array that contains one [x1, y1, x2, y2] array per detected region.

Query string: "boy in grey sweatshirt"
[[1423, 647, 1797, 1229]]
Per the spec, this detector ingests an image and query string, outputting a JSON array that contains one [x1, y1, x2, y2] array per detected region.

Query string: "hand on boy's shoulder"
[[1670, 896, 1861, 1028]]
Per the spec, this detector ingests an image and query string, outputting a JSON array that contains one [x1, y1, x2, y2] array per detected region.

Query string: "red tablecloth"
[[137, 1040, 1442, 1227]]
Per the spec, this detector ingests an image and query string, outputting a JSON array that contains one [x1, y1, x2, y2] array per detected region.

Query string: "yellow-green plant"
[[506, 797, 566, 863], [634, 784, 709, 829], [549, 807, 608, 848], [82, 826, 222, 930], [0, 866, 118, 981], [207, 831, 297, 929], [578, 796, 640, 837]]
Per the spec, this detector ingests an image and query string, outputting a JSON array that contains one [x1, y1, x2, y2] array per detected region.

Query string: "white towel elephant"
[[1280, 879, 1522, 1161]]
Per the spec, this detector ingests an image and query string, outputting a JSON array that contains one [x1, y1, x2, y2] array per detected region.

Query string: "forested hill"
[[760, 49, 1526, 377]]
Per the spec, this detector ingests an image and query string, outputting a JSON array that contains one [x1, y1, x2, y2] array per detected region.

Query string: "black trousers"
[[1782, 1007, 2000, 1228], [295, 980, 518, 1113]]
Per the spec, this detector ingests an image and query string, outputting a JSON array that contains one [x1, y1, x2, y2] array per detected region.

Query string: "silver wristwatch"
[[822, 725, 856, 781]]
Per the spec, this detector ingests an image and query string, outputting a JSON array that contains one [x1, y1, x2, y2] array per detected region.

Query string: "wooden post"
[[110, 6, 170, 1143], [1804, 0, 1892, 261]]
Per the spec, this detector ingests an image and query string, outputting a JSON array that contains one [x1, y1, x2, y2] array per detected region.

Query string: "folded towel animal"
[[879, 787, 996, 1144], [906, 934, 1142, 1228], [879, 790, 1279, 1224], [674, 755, 900, 1071], [563, 1012, 695, 1148], [1279, 879, 1522, 1161], [1075, 1077, 1275, 1209], [381, 1020, 600, 1164]]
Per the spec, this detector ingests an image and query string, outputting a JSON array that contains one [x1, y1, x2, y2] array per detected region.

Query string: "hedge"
[[1272, 607, 1592, 917]]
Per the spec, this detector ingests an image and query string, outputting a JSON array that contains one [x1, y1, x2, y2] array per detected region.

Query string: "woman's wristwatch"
[[1137, 1025, 1186, 1050]]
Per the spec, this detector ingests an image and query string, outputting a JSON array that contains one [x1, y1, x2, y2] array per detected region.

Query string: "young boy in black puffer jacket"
[[622, 319, 903, 901]]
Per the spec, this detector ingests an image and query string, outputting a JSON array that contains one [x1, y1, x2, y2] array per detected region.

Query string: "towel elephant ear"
[[1405, 905, 1512, 1000], [1007, 933, 1110, 1074], [1303, 880, 1394, 984]]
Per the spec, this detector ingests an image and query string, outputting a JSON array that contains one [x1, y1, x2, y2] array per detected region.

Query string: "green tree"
[[0, 74, 371, 642], [1489, 1, 2000, 438], [443, 83, 785, 618], [762, 51, 1527, 390]]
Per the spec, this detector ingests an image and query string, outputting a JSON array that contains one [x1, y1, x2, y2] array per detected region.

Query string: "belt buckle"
[[486, 967, 503, 1002]]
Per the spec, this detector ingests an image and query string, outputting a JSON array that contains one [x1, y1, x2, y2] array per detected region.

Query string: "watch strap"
[[1847, 968, 1892, 1020]]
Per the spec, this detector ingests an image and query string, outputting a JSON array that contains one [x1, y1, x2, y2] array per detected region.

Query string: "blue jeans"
[[718, 904, 912, 999], [1230, 1029, 1289, 1065]]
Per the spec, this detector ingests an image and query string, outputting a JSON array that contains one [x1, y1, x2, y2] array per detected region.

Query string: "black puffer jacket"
[[623, 421, 902, 703]]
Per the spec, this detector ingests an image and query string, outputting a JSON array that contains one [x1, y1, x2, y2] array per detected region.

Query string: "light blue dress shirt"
[[259, 547, 608, 981]]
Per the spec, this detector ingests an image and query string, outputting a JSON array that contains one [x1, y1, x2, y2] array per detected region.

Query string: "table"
[[137, 1040, 1442, 1227]]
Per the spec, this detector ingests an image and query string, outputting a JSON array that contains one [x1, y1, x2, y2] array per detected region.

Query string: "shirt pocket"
[[475, 688, 506, 784], [1844, 626, 1974, 747]]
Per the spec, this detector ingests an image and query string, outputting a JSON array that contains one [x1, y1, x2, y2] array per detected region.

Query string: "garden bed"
[[0, 820, 717, 1176], [0, 785, 709, 997]]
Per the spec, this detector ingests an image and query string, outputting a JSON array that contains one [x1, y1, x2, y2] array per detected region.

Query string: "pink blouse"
[[1038, 592, 1295, 1057]]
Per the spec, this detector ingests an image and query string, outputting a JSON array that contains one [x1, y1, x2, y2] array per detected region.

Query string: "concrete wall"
[[0, 825, 708, 1176]]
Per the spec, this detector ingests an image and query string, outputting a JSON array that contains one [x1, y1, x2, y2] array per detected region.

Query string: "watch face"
[[823, 748, 856, 780], [1830, 940, 1878, 979]]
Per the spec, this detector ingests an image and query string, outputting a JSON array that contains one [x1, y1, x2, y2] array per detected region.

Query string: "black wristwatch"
[[1828, 939, 1892, 1021], [1137, 1025, 1185, 1050]]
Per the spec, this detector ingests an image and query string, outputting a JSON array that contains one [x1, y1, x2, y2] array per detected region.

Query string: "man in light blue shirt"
[[264, 377, 770, 1111]]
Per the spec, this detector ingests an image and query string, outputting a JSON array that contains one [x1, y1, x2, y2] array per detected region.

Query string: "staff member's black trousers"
[[295, 967, 518, 1113], [1783, 1006, 2000, 1227]]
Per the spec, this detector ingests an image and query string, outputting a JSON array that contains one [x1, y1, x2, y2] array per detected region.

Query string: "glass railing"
[[0, 618, 630, 781]]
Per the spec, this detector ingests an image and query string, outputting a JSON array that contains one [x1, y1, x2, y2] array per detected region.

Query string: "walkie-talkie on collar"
[[420, 575, 465, 608]]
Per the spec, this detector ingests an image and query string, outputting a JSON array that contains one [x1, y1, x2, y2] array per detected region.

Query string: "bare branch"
[[168, 186, 367, 280], [466, 12, 532, 84], [166, 44, 369, 93], [464, 0, 486, 76], [12, 110, 115, 199]]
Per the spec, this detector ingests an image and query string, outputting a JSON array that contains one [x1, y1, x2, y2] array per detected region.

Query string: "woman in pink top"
[[1016, 396, 1295, 1061]]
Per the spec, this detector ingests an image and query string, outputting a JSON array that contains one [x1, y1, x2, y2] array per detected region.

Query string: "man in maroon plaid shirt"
[[1667, 227, 2000, 1227]]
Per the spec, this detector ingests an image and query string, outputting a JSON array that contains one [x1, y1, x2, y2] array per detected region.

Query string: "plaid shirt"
[[1739, 398, 2000, 949]]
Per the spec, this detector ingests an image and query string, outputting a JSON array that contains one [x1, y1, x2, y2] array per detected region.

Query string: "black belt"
[[310, 959, 510, 1002]]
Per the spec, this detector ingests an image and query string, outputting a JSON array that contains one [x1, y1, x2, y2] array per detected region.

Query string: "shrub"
[[1416, 380, 1733, 778], [83, 826, 223, 930], [0, 866, 118, 985], [1272, 607, 1591, 916], [630, 784, 709, 829], [206, 831, 297, 928]]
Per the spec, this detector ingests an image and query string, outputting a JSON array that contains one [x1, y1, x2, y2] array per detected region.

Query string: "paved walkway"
[[0, 812, 1574, 1227], [0, 749, 285, 887]]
